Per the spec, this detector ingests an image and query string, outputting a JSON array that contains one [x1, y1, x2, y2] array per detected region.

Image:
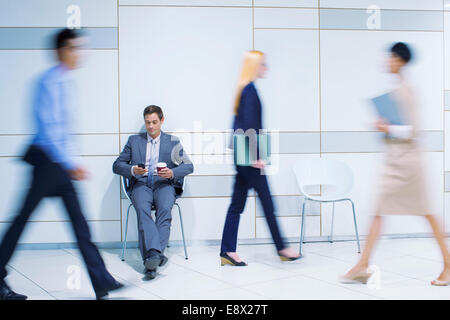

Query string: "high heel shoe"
[[431, 279, 450, 286], [220, 252, 247, 266], [339, 269, 372, 284], [278, 253, 302, 262]]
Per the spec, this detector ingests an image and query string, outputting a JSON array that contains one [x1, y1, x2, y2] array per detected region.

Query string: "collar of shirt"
[[52, 63, 75, 85], [147, 132, 161, 144]]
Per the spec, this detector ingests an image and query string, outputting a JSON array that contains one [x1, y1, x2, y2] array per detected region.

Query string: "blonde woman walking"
[[219, 50, 300, 266]]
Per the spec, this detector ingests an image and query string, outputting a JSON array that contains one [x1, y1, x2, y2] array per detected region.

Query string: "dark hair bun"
[[390, 42, 412, 63]]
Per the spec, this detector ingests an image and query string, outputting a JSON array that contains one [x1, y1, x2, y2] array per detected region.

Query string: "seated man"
[[113, 105, 193, 279]]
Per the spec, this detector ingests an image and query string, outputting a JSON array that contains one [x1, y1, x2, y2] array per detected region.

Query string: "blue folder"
[[370, 92, 404, 125]]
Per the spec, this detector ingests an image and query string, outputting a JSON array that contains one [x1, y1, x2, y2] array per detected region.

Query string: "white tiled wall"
[[0, 0, 448, 246]]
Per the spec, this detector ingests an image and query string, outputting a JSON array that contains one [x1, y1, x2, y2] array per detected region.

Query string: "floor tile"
[[242, 274, 379, 300], [4, 266, 55, 300]]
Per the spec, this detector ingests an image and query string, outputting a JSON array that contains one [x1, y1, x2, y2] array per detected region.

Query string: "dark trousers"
[[220, 166, 285, 253], [0, 146, 115, 292]]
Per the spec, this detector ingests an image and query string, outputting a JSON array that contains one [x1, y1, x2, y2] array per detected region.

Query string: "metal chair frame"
[[120, 176, 188, 261]]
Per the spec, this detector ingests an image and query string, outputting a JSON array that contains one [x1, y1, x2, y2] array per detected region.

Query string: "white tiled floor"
[[3, 238, 450, 300]]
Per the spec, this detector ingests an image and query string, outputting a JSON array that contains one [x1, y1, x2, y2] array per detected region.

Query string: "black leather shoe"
[[159, 254, 168, 267], [144, 255, 161, 271], [144, 268, 157, 280], [0, 282, 27, 300], [95, 280, 124, 300]]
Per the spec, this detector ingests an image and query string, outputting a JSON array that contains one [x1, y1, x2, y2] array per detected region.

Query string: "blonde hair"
[[233, 50, 265, 115]]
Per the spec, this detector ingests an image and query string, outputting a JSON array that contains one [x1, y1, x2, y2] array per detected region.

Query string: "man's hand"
[[251, 159, 266, 169], [133, 166, 148, 176], [158, 167, 173, 179], [69, 166, 89, 181]]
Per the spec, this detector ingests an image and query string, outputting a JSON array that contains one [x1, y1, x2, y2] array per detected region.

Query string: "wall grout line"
[[117, 0, 123, 243], [117, 5, 446, 13], [443, 0, 446, 229], [252, 27, 444, 33], [253, 0, 256, 240], [318, 0, 322, 237], [0, 129, 445, 136]]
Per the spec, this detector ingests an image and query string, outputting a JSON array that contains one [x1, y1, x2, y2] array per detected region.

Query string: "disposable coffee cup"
[[156, 162, 167, 174]]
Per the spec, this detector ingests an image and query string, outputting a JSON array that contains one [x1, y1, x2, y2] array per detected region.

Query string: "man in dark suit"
[[113, 105, 193, 279]]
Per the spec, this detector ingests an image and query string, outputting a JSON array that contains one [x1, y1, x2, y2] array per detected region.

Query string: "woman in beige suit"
[[341, 42, 450, 286]]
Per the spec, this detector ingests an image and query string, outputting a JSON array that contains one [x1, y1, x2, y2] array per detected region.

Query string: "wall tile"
[[0, 0, 117, 27], [119, 6, 252, 133], [322, 131, 443, 153], [254, 0, 317, 8], [0, 50, 119, 135], [254, 8, 318, 29], [119, 0, 251, 6], [0, 156, 120, 222], [445, 13, 450, 90], [0, 28, 117, 49], [320, 30, 443, 132], [0, 221, 120, 243], [320, 0, 443, 11], [320, 9, 443, 31], [255, 29, 320, 131], [256, 195, 321, 217], [256, 215, 320, 238]]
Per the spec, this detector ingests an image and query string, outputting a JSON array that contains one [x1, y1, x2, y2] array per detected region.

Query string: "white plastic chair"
[[293, 158, 361, 255]]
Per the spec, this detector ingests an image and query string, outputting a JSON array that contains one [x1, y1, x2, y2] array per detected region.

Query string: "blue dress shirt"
[[31, 63, 78, 171]]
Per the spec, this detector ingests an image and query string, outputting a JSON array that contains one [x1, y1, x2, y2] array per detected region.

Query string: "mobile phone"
[[137, 164, 145, 169]]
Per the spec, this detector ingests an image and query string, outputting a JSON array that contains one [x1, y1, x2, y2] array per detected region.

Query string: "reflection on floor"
[[4, 238, 450, 300]]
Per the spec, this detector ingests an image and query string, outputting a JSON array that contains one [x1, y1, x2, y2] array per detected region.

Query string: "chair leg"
[[330, 202, 335, 243], [175, 203, 188, 260], [121, 204, 132, 261], [299, 199, 306, 256], [348, 199, 361, 254]]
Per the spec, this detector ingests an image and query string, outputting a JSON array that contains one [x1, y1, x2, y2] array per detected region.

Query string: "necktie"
[[147, 139, 157, 188]]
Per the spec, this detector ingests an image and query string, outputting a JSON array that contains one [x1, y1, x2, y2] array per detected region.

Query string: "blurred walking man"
[[0, 29, 124, 300]]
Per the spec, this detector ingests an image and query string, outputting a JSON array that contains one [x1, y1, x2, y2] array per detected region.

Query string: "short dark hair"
[[390, 42, 412, 64], [143, 105, 164, 120], [54, 28, 80, 50]]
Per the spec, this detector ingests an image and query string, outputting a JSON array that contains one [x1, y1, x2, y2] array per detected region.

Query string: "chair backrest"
[[121, 176, 132, 201], [292, 158, 354, 197]]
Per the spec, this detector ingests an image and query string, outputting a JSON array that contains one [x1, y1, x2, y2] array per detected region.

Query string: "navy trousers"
[[220, 166, 285, 253], [0, 146, 116, 292]]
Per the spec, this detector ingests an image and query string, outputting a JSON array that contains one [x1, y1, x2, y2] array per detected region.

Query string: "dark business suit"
[[221, 82, 285, 253], [112, 131, 193, 259]]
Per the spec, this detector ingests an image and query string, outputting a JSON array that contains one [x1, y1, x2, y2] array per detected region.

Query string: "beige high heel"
[[431, 279, 450, 286], [339, 269, 372, 284]]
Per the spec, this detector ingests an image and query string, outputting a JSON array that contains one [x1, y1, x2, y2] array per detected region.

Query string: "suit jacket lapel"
[[138, 132, 147, 164], [159, 131, 168, 162]]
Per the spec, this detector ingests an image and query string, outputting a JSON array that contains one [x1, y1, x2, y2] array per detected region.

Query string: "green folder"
[[233, 134, 271, 166]]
